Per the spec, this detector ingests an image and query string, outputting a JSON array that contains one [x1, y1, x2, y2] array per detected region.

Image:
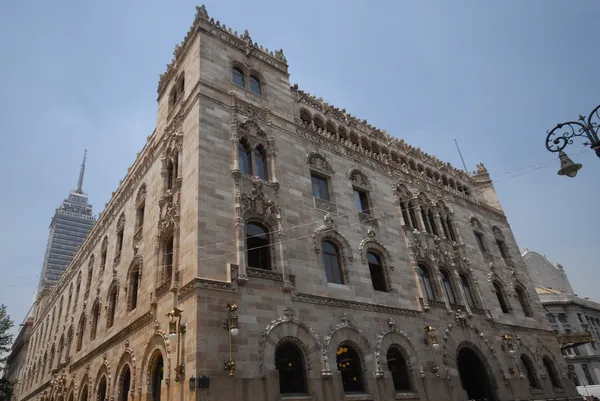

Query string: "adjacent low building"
[[523, 249, 600, 388]]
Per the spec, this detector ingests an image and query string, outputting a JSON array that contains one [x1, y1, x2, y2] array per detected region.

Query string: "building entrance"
[[457, 347, 497, 401]]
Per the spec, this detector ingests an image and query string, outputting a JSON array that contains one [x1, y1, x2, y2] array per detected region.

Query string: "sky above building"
[[1, 1, 598, 331]]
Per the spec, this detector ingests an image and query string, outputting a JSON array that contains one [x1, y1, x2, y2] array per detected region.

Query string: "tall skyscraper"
[[37, 151, 95, 292]]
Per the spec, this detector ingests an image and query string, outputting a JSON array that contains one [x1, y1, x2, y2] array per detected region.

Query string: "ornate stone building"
[[16, 6, 582, 401], [523, 249, 600, 390]]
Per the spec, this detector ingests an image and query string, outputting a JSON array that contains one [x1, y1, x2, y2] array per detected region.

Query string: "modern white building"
[[523, 249, 600, 389]]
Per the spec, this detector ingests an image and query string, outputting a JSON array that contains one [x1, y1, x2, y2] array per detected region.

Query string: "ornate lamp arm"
[[545, 120, 591, 153]]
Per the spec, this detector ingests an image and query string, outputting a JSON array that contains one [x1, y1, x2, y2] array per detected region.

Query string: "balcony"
[[557, 331, 595, 349]]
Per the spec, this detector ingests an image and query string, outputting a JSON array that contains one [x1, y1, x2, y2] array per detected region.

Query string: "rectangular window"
[[354, 190, 370, 214], [311, 174, 329, 201], [474, 232, 487, 253], [116, 227, 124, 255], [136, 203, 145, 231], [582, 364, 595, 385]]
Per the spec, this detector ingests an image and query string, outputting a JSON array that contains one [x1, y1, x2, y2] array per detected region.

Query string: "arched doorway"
[[457, 346, 497, 401]]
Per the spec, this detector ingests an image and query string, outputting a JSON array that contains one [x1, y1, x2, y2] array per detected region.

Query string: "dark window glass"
[[116, 227, 124, 255], [238, 141, 252, 175], [496, 239, 508, 259], [417, 266, 434, 301], [441, 270, 456, 304], [311, 175, 329, 201], [166, 161, 174, 190], [107, 289, 117, 328], [322, 241, 343, 284], [427, 210, 438, 236], [249, 75, 261, 95], [543, 356, 562, 389], [232, 67, 244, 87], [255, 147, 268, 180], [447, 217, 457, 242], [408, 202, 419, 230], [367, 252, 387, 292], [494, 282, 510, 313], [136, 203, 145, 231], [164, 236, 174, 280], [275, 342, 307, 395], [151, 354, 164, 401], [119, 367, 131, 401], [521, 355, 540, 389], [460, 274, 475, 308], [130, 270, 139, 311], [400, 202, 410, 227], [387, 347, 411, 391], [582, 364, 595, 385], [97, 378, 107, 401], [354, 190, 370, 214], [516, 287, 532, 317], [247, 223, 271, 270], [474, 232, 487, 253], [336, 344, 364, 393]]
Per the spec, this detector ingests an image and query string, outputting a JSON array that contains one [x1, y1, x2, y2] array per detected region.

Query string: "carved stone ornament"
[[374, 321, 421, 379], [306, 152, 334, 175], [322, 314, 371, 376], [348, 168, 371, 191], [240, 178, 280, 221]]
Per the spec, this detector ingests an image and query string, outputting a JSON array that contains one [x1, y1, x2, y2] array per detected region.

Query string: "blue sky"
[[1, 1, 599, 331]]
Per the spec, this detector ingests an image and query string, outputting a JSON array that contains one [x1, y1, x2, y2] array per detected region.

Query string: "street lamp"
[[545, 104, 600, 178]]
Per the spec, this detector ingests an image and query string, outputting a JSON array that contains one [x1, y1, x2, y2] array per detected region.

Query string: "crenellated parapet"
[[157, 4, 288, 96], [290, 84, 472, 185]]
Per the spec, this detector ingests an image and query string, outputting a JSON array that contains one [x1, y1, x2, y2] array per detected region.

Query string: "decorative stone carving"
[[306, 152, 334, 175], [348, 168, 371, 191], [374, 320, 422, 378]]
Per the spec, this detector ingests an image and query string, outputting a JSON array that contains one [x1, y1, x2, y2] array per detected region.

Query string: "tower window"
[[249, 75, 262, 95], [232, 67, 245, 88]]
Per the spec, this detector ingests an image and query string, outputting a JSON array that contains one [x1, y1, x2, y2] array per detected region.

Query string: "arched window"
[[521, 354, 541, 389], [299, 110, 312, 126], [232, 67, 244, 87], [440, 270, 456, 305], [275, 342, 307, 395], [57, 335, 64, 364], [367, 252, 387, 292], [128, 265, 141, 311], [151, 353, 164, 401], [322, 241, 343, 284], [100, 237, 108, 274], [387, 347, 411, 392], [67, 284, 73, 316], [337, 344, 364, 393], [97, 376, 107, 401], [119, 366, 131, 401], [75, 272, 82, 309], [162, 234, 174, 281], [408, 200, 419, 230], [427, 209, 438, 236], [80, 385, 89, 401], [85, 257, 94, 296], [417, 265, 434, 301], [107, 286, 118, 328], [246, 223, 271, 270], [76, 315, 86, 352], [66, 327, 73, 358], [90, 301, 100, 340], [515, 286, 532, 317], [493, 281, 510, 314], [459, 274, 475, 308], [446, 216, 457, 242], [249, 75, 261, 95], [420, 206, 431, 234], [238, 139, 252, 175], [543, 356, 562, 389], [166, 160, 174, 190], [255, 146, 268, 181]]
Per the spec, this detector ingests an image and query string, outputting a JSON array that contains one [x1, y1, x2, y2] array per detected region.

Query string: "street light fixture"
[[545, 104, 600, 177]]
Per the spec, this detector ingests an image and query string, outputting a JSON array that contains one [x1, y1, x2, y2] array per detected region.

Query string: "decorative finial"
[[76, 150, 87, 194]]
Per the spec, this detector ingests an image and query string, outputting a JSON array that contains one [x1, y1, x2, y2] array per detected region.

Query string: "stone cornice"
[[69, 311, 153, 371], [489, 320, 553, 336], [292, 292, 422, 317]]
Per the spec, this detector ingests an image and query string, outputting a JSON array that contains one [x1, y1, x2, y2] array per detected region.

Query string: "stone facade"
[[15, 6, 582, 401], [523, 250, 600, 390], [4, 317, 33, 401]]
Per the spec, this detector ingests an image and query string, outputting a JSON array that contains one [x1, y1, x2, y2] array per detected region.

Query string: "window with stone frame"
[[66, 326, 73, 359], [275, 341, 308, 395], [135, 185, 146, 242], [254, 145, 268, 181], [106, 284, 118, 328], [492, 227, 511, 264], [75, 271, 81, 309], [307, 152, 336, 213], [543, 356, 563, 389], [249, 75, 262, 95], [66, 283, 73, 317], [90, 300, 100, 340], [168, 73, 185, 109], [150, 351, 164, 401], [418, 194, 437, 236], [115, 213, 125, 263], [470, 218, 489, 255], [515, 285, 533, 317], [232, 66, 245, 88], [99, 236, 108, 275], [459, 273, 476, 309], [85, 256, 94, 298], [336, 343, 365, 394], [367, 252, 388, 292], [521, 354, 541, 389], [127, 261, 141, 311], [493, 281, 511, 314], [437, 201, 458, 242], [387, 346, 412, 392], [440, 269, 457, 305], [417, 264, 435, 301], [238, 138, 252, 175], [349, 169, 372, 218], [246, 222, 271, 270], [160, 233, 174, 283], [311, 174, 330, 201], [76, 314, 85, 352], [322, 240, 344, 284]]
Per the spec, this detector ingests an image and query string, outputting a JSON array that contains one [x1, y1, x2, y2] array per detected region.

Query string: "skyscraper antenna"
[[76, 150, 87, 194], [454, 139, 468, 172]]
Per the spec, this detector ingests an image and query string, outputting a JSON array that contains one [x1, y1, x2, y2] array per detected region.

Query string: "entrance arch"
[[457, 346, 497, 401]]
